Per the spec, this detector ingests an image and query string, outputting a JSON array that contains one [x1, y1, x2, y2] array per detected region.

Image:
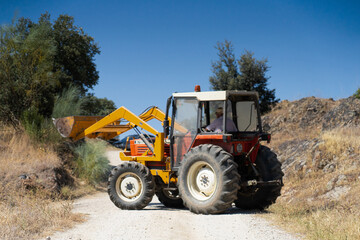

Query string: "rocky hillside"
[[262, 96, 360, 239], [263, 96, 360, 177]]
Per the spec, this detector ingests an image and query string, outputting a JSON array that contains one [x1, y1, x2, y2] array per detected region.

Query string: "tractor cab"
[[172, 90, 262, 133], [168, 90, 270, 169]]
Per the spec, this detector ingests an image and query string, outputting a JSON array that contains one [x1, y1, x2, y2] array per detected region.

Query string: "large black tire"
[[108, 161, 155, 210], [235, 146, 283, 210], [156, 187, 184, 209], [154, 176, 184, 208], [177, 144, 240, 214]]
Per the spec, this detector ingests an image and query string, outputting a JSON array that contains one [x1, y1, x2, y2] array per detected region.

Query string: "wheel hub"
[[120, 175, 141, 199], [196, 168, 215, 196], [187, 161, 217, 201]]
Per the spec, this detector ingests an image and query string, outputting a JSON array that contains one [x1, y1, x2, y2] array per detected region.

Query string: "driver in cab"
[[206, 107, 237, 133]]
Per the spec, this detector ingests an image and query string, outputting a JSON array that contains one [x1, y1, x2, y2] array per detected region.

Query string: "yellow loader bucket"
[[53, 116, 127, 141]]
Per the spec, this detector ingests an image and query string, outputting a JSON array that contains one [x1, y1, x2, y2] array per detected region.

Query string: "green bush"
[[74, 139, 110, 185], [39, 118, 64, 144], [21, 86, 83, 144], [354, 88, 360, 99], [52, 85, 83, 119], [21, 109, 64, 144], [21, 107, 44, 140]]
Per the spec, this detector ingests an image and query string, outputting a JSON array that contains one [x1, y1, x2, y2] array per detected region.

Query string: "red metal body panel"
[[129, 134, 261, 164], [192, 134, 260, 163]]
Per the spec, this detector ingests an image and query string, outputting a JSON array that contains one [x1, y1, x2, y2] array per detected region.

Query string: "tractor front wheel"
[[178, 144, 240, 214], [108, 161, 155, 210]]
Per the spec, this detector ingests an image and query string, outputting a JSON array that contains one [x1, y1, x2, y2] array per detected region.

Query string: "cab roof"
[[172, 90, 259, 101]]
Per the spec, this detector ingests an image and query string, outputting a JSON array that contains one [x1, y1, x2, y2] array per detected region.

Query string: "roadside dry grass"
[[0, 185, 84, 240], [0, 126, 85, 240], [320, 127, 360, 157], [266, 126, 360, 240], [0, 126, 60, 180]]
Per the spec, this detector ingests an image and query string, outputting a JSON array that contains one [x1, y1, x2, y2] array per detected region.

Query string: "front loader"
[[54, 87, 283, 214]]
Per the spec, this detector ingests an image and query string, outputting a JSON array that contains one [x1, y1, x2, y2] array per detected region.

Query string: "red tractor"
[[55, 87, 283, 214]]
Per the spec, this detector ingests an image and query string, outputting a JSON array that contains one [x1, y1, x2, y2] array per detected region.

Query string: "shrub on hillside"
[[354, 88, 360, 99], [52, 85, 83, 119], [20, 86, 83, 144], [74, 139, 110, 185]]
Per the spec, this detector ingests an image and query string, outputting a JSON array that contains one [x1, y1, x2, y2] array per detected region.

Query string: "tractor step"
[[241, 179, 283, 187]]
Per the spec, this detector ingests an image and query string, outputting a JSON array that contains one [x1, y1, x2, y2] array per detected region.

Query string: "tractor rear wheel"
[[178, 144, 240, 214], [156, 187, 184, 209], [108, 161, 155, 210], [154, 176, 184, 208], [235, 146, 283, 210]]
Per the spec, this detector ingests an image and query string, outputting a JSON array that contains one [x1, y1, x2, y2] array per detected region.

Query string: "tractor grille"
[[131, 144, 170, 157]]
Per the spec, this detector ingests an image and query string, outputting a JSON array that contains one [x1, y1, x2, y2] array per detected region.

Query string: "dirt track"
[[48, 151, 301, 240]]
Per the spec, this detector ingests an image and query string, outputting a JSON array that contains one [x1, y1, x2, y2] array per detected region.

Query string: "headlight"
[[236, 143, 243, 153]]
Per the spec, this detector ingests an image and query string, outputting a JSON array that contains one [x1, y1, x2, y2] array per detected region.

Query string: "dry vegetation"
[[262, 97, 360, 240], [0, 126, 85, 240], [0, 186, 84, 240], [268, 127, 360, 240]]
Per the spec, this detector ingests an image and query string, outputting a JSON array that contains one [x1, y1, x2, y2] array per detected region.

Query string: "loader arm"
[[54, 106, 187, 142], [75, 106, 159, 141], [138, 107, 170, 123], [53, 106, 184, 162], [139, 107, 187, 133], [73, 106, 165, 161], [54, 107, 167, 140]]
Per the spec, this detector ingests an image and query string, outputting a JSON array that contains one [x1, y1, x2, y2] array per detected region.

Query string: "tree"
[[81, 95, 116, 116], [0, 13, 101, 124], [53, 15, 100, 95], [0, 17, 58, 124], [209, 40, 279, 114]]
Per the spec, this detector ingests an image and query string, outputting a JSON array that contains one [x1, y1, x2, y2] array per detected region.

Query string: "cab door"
[[170, 97, 198, 169]]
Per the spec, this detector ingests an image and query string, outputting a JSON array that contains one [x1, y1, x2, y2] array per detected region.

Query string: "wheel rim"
[[187, 161, 217, 201], [116, 172, 143, 202]]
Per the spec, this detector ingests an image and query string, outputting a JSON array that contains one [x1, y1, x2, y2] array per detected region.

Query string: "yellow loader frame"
[[54, 106, 179, 183]]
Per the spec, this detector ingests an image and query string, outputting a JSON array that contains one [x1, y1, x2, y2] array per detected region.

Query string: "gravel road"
[[48, 150, 301, 240]]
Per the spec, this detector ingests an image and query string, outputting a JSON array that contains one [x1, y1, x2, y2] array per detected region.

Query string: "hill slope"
[[262, 96, 360, 239]]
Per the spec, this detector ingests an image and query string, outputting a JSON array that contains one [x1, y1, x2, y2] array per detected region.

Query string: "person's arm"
[[206, 118, 219, 131]]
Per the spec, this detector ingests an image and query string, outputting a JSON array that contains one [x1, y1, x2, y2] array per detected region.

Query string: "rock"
[[322, 97, 360, 130], [312, 150, 321, 165], [19, 174, 28, 179], [16, 167, 74, 193], [326, 174, 349, 194], [317, 159, 329, 169], [323, 163, 336, 173], [323, 186, 350, 200], [336, 174, 347, 185], [305, 168, 312, 176], [294, 159, 306, 171], [326, 178, 335, 191]]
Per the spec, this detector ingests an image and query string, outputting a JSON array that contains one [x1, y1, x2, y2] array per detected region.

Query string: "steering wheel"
[[200, 127, 209, 132]]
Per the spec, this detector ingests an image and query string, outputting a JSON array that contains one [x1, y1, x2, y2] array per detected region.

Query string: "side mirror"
[[263, 123, 271, 133]]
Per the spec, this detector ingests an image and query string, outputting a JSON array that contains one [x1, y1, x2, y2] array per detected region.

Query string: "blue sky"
[[1, 0, 360, 116]]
